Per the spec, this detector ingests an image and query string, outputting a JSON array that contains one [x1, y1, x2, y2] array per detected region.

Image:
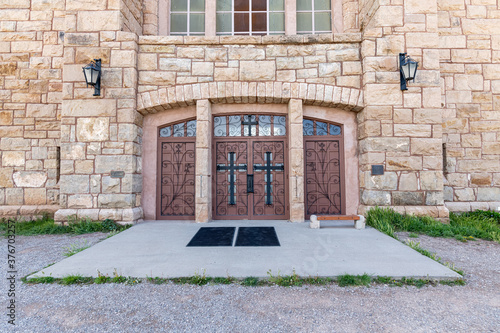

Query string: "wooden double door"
[[213, 139, 288, 220]]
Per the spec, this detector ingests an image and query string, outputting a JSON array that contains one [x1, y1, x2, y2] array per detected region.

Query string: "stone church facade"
[[0, 0, 498, 223]]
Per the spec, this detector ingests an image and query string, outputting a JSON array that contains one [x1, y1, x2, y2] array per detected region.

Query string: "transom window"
[[170, 0, 205, 36], [303, 119, 341, 136], [214, 115, 286, 136], [297, 0, 332, 34], [159, 120, 197, 137], [216, 0, 285, 35]]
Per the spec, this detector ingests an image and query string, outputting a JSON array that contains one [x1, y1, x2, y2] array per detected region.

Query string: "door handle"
[[247, 174, 254, 193]]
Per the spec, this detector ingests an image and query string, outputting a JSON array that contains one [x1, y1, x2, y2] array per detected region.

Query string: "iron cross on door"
[[254, 152, 285, 205], [216, 152, 247, 205]]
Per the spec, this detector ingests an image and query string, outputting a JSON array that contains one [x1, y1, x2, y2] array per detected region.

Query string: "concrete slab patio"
[[30, 220, 462, 279]]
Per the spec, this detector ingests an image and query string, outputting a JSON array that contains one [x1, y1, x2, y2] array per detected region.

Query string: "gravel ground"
[[1, 232, 499, 332]]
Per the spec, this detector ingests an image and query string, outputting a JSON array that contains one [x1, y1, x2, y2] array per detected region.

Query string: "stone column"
[[55, 2, 143, 224], [195, 100, 212, 222], [288, 99, 305, 222]]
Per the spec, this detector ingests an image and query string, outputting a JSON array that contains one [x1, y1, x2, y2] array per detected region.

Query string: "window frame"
[[160, 0, 343, 37]]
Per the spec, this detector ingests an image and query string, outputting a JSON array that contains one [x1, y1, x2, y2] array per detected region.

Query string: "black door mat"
[[186, 227, 236, 247], [235, 227, 280, 247]]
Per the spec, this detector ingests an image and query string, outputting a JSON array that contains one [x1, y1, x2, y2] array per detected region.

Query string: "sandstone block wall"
[[358, 0, 449, 218], [0, 0, 65, 218], [438, 0, 500, 212]]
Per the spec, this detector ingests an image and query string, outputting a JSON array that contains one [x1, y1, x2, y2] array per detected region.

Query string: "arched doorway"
[[156, 119, 197, 220], [303, 118, 345, 218], [212, 114, 289, 220]]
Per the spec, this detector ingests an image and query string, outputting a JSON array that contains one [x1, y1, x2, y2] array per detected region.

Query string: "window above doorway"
[[216, 0, 285, 36], [163, 0, 337, 36]]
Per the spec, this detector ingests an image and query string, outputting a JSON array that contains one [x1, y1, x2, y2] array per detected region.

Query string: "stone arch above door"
[[137, 82, 363, 115]]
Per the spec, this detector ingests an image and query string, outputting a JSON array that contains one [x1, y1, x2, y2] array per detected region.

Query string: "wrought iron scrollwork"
[[160, 142, 196, 216]]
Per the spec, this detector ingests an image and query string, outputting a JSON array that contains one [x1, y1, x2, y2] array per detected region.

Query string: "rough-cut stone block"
[[62, 100, 116, 117], [2, 151, 25, 167], [386, 157, 422, 171], [77, 11, 120, 31], [364, 84, 401, 105], [360, 137, 409, 153], [60, 175, 90, 194], [393, 192, 424, 205], [98, 194, 135, 208], [76, 118, 109, 142], [159, 58, 191, 71], [13, 171, 47, 187], [67, 194, 93, 209], [361, 190, 391, 205], [95, 155, 136, 173], [240, 61, 275, 81], [477, 188, 500, 202], [365, 172, 398, 190]]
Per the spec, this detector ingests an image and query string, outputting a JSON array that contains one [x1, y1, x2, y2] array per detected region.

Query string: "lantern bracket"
[[399, 53, 418, 91], [82, 58, 101, 96]]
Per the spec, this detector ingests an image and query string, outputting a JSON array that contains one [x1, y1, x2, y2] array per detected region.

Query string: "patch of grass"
[[24, 276, 55, 284], [173, 271, 211, 285], [337, 274, 371, 287], [302, 276, 333, 285], [408, 232, 419, 238], [0, 215, 131, 237], [213, 276, 235, 284], [374, 276, 392, 284], [60, 275, 93, 285], [241, 276, 261, 287], [267, 270, 303, 287], [440, 279, 466, 286], [147, 277, 168, 284], [62, 240, 90, 257], [366, 207, 500, 243]]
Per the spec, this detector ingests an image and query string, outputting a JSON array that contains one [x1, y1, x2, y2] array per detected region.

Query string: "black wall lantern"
[[82, 58, 101, 96], [399, 53, 418, 91]]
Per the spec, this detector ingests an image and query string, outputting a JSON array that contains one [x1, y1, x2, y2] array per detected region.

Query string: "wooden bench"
[[310, 215, 365, 229]]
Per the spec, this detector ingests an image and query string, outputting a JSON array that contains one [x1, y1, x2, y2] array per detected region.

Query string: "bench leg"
[[310, 215, 320, 229], [355, 215, 366, 230]]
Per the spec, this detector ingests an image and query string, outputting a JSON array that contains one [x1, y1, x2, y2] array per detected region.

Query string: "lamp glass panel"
[[401, 63, 410, 80], [408, 61, 417, 80], [83, 67, 92, 84], [90, 67, 99, 85]]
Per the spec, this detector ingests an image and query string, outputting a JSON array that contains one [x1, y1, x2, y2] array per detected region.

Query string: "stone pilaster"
[[195, 100, 212, 222], [288, 99, 305, 222], [358, 0, 448, 218], [55, 2, 143, 223]]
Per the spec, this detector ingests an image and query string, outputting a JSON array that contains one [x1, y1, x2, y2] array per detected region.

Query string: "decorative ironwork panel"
[[214, 116, 227, 136], [160, 120, 197, 138], [214, 115, 287, 137], [305, 140, 342, 216], [303, 119, 342, 136], [160, 142, 195, 217], [258, 115, 272, 136], [252, 141, 286, 216], [228, 116, 242, 136], [274, 116, 286, 136], [215, 142, 249, 217]]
